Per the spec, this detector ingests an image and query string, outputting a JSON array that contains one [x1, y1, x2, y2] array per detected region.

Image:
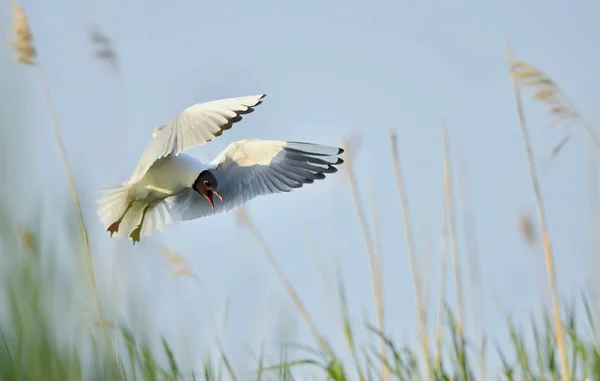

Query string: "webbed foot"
[[129, 225, 142, 245], [107, 221, 120, 237]]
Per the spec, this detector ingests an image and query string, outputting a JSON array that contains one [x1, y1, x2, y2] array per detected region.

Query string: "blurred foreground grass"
[[1, 202, 600, 381], [3, 4, 600, 381]]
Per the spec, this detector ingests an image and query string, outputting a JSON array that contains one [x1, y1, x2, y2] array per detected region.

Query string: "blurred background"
[[1, 0, 599, 379]]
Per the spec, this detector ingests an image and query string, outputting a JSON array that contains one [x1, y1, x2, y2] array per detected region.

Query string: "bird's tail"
[[97, 185, 175, 240], [96, 185, 132, 232]]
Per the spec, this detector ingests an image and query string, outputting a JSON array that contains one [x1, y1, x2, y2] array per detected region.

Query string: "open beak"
[[204, 190, 224, 212], [213, 190, 224, 203]]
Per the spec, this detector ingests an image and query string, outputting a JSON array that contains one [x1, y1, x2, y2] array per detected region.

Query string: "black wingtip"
[[338, 147, 344, 155], [254, 94, 267, 108]]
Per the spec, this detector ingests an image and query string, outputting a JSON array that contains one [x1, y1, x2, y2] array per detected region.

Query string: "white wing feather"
[[124, 94, 266, 186], [164, 139, 344, 222]]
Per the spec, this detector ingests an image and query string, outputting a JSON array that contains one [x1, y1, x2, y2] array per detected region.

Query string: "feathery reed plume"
[[158, 245, 238, 381], [10, 3, 109, 352], [510, 58, 600, 158], [505, 39, 570, 381], [390, 132, 433, 380], [89, 25, 120, 75], [236, 208, 333, 356], [434, 174, 449, 372], [341, 136, 388, 380], [441, 120, 466, 358], [11, 4, 35, 65]]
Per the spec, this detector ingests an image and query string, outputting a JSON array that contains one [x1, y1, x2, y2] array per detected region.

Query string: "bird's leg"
[[107, 200, 135, 237], [129, 203, 152, 245]]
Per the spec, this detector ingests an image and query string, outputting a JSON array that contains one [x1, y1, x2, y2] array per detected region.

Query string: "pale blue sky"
[[2, 0, 599, 377]]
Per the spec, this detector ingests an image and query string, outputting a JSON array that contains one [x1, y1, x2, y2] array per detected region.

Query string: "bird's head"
[[192, 170, 223, 211]]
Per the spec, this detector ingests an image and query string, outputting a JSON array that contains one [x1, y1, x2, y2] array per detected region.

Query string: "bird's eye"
[[203, 180, 210, 187]]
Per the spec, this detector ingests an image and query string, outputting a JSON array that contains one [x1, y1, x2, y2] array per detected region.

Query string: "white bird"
[[96, 94, 344, 244]]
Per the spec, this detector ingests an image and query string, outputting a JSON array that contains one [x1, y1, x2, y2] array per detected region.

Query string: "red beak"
[[204, 190, 223, 212]]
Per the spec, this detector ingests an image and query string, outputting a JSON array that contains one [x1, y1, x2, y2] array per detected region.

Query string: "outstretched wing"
[[164, 139, 344, 222], [124, 94, 266, 185]]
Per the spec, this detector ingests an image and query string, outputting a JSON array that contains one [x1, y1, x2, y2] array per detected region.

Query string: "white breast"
[[128, 154, 206, 202]]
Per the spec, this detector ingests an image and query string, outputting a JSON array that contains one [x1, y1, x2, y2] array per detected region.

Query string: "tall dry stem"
[[456, 156, 486, 380], [587, 114, 600, 341], [370, 179, 384, 278], [434, 178, 448, 372], [441, 122, 466, 333], [441, 120, 468, 379], [505, 39, 570, 381], [420, 225, 436, 311], [237, 209, 333, 356], [390, 132, 433, 380], [10, 3, 109, 352], [342, 138, 387, 380], [302, 227, 340, 321]]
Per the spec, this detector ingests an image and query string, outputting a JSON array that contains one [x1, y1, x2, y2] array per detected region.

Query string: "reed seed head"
[[518, 208, 537, 246], [11, 4, 36, 66], [158, 245, 197, 280], [510, 59, 579, 128], [171, 264, 194, 278], [20, 226, 38, 254]]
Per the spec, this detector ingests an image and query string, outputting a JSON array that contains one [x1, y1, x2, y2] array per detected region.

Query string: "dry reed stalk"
[[370, 179, 384, 279], [370, 177, 387, 380], [158, 245, 238, 381], [505, 39, 570, 381], [333, 262, 367, 381], [441, 121, 470, 381], [87, 25, 127, 362], [441, 121, 466, 340], [10, 3, 109, 352], [236, 209, 333, 356], [341, 138, 387, 380], [419, 225, 435, 313], [433, 177, 448, 372], [587, 115, 600, 341], [518, 208, 553, 311], [390, 132, 433, 380], [111, 249, 120, 368], [456, 156, 486, 380], [222, 295, 231, 332], [302, 226, 340, 321]]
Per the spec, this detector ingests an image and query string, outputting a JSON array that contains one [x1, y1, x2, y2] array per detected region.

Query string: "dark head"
[[192, 170, 223, 211]]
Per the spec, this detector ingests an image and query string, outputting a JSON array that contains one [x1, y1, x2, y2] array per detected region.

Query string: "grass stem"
[[342, 138, 388, 381], [37, 61, 110, 358], [390, 132, 433, 380], [505, 38, 570, 381], [237, 209, 333, 357], [441, 120, 468, 379]]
